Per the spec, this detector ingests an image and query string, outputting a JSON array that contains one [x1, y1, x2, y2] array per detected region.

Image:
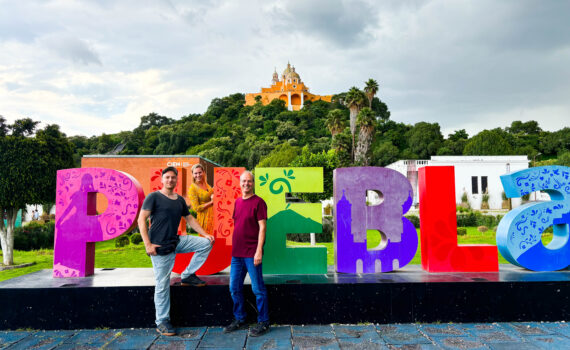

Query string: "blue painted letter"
[[497, 166, 570, 271]]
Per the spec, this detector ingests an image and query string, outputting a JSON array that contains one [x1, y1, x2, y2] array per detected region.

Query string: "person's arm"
[[188, 184, 213, 212], [254, 219, 266, 266], [185, 213, 215, 244], [137, 209, 161, 256]]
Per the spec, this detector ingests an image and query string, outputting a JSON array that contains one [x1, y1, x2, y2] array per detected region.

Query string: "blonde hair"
[[191, 163, 206, 183]]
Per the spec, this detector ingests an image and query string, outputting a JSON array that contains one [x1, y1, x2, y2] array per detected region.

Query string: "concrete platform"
[[1, 322, 570, 349], [1, 265, 569, 330]]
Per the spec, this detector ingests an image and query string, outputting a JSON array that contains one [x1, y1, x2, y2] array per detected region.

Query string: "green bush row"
[[14, 221, 55, 251], [14, 221, 143, 251], [456, 212, 504, 228]]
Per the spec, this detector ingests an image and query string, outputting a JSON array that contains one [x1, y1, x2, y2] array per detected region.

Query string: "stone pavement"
[[1, 322, 569, 349]]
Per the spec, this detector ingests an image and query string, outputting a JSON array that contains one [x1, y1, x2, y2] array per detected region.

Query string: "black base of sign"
[[1, 265, 568, 330]]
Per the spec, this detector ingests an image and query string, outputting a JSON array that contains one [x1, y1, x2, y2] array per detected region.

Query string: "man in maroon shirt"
[[223, 170, 269, 337]]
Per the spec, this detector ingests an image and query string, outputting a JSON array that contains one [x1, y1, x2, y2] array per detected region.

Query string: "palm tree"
[[325, 109, 345, 138], [364, 79, 379, 108], [344, 87, 367, 160], [355, 107, 376, 165]]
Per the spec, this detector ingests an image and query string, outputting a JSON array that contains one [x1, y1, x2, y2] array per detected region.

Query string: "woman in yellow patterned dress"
[[188, 163, 214, 235]]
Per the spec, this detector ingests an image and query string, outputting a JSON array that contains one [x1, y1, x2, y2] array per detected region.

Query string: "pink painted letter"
[[53, 168, 145, 277]]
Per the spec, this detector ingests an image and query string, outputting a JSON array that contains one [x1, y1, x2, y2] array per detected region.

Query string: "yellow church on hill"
[[245, 63, 333, 111]]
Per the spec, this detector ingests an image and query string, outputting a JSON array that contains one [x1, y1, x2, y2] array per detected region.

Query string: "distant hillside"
[[68, 90, 570, 174]]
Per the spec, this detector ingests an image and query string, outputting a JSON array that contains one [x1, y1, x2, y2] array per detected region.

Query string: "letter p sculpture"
[[53, 168, 145, 277]]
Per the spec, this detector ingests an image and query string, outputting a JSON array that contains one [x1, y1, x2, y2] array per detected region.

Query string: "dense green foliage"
[[66, 85, 570, 174], [1, 117, 74, 265], [13, 221, 55, 251], [115, 234, 130, 248]]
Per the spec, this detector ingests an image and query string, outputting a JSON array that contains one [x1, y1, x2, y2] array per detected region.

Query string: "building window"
[[481, 176, 488, 194], [471, 176, 478, 194]]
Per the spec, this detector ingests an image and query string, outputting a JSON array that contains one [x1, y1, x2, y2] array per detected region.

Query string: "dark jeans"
[[229, 257, 269, 323]]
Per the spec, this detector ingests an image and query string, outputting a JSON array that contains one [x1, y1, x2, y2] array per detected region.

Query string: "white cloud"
[[0, 0, 569, 137]]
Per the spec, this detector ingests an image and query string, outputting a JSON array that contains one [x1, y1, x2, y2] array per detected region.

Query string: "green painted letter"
[[256, 167, 327, 274]]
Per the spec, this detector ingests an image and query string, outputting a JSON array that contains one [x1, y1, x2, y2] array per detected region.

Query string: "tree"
[[354, 107, 376, 165], [35, 124, 74, 204], [0, 116, 8, 137], [0, 121, 73, 265], [448, 129, 469, 142], [405, 122, 444, 159], [10, 118, 39, 137], [506, 120, 541, 135], [290, 146, 339, 202], [372, 141, 400, 166], [539, 127, 570, 156], [134, 113, 174, 133], [325, 109, 346, 138], [257, 143, 300, 167], [439, 129, 469, 155], [344, 87, 367, 159], [331, 128, 352, 167], [557, 151, 570, 167], [463, 129, 513, 155], [364, 79, 379, 108]]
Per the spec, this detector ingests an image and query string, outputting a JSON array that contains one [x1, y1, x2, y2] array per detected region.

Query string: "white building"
[[386, 156, 529, 210]]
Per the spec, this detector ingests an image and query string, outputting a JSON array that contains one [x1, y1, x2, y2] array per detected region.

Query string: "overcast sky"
[[1, 0, 569, 138]]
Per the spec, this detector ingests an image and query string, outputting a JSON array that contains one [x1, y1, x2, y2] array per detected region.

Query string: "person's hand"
[[254, 251, 263, 266], [205, 234, 215, 245], [145, 243, 161, 256]]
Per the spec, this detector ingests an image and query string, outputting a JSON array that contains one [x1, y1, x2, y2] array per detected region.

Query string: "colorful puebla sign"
[[52, 165, 570, 278]]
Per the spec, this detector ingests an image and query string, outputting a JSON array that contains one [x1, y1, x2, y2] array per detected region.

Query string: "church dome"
[[282, 62, 292, 76], [283, 64, 301, 83]]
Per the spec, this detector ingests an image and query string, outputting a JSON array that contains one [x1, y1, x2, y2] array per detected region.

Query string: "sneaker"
[[223, 319, 248, 333], [156, 321, 176, 336], [249, 321, 270, 337], [180, 274, 206, 287]]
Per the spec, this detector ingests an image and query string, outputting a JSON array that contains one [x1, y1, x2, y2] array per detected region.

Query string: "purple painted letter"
[[334, 167, 417, 273], [53, 168, 145, 277]]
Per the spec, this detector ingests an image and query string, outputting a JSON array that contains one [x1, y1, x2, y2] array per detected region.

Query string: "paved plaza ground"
[[1, 322, 569, 349]]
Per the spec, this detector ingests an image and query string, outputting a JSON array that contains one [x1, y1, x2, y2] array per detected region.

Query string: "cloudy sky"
[[1, 0, 569, 137]]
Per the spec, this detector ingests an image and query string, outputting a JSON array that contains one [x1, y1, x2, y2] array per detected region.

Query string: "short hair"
[[162, 166, 178, 176], [240, 170, 254, 181]]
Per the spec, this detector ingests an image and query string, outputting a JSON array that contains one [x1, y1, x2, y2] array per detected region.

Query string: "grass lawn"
[[0, 228, 554, 282], [287, 227, 554, 266], [0, 239, 151, 282]]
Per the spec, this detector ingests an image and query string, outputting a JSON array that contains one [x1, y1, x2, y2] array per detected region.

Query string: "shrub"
[[457, 227, 467, 236], [14, 221, 55, 251], [457, 206, 470, 213], [130, 232, 143, 245], [405, 215, 420, 228], [481, 192, 490, 209], [456, 212, 501, 228], [477, 225, 489, 233], [115, 234, 130, 248], [457, 212, 477, 227]]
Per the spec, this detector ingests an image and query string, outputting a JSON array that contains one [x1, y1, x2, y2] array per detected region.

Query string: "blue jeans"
[[229, 257, 269, 323], [150, 235, 212, 326]]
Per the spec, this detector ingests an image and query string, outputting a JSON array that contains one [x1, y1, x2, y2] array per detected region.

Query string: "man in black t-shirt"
[[138, 166, 215, 336]]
